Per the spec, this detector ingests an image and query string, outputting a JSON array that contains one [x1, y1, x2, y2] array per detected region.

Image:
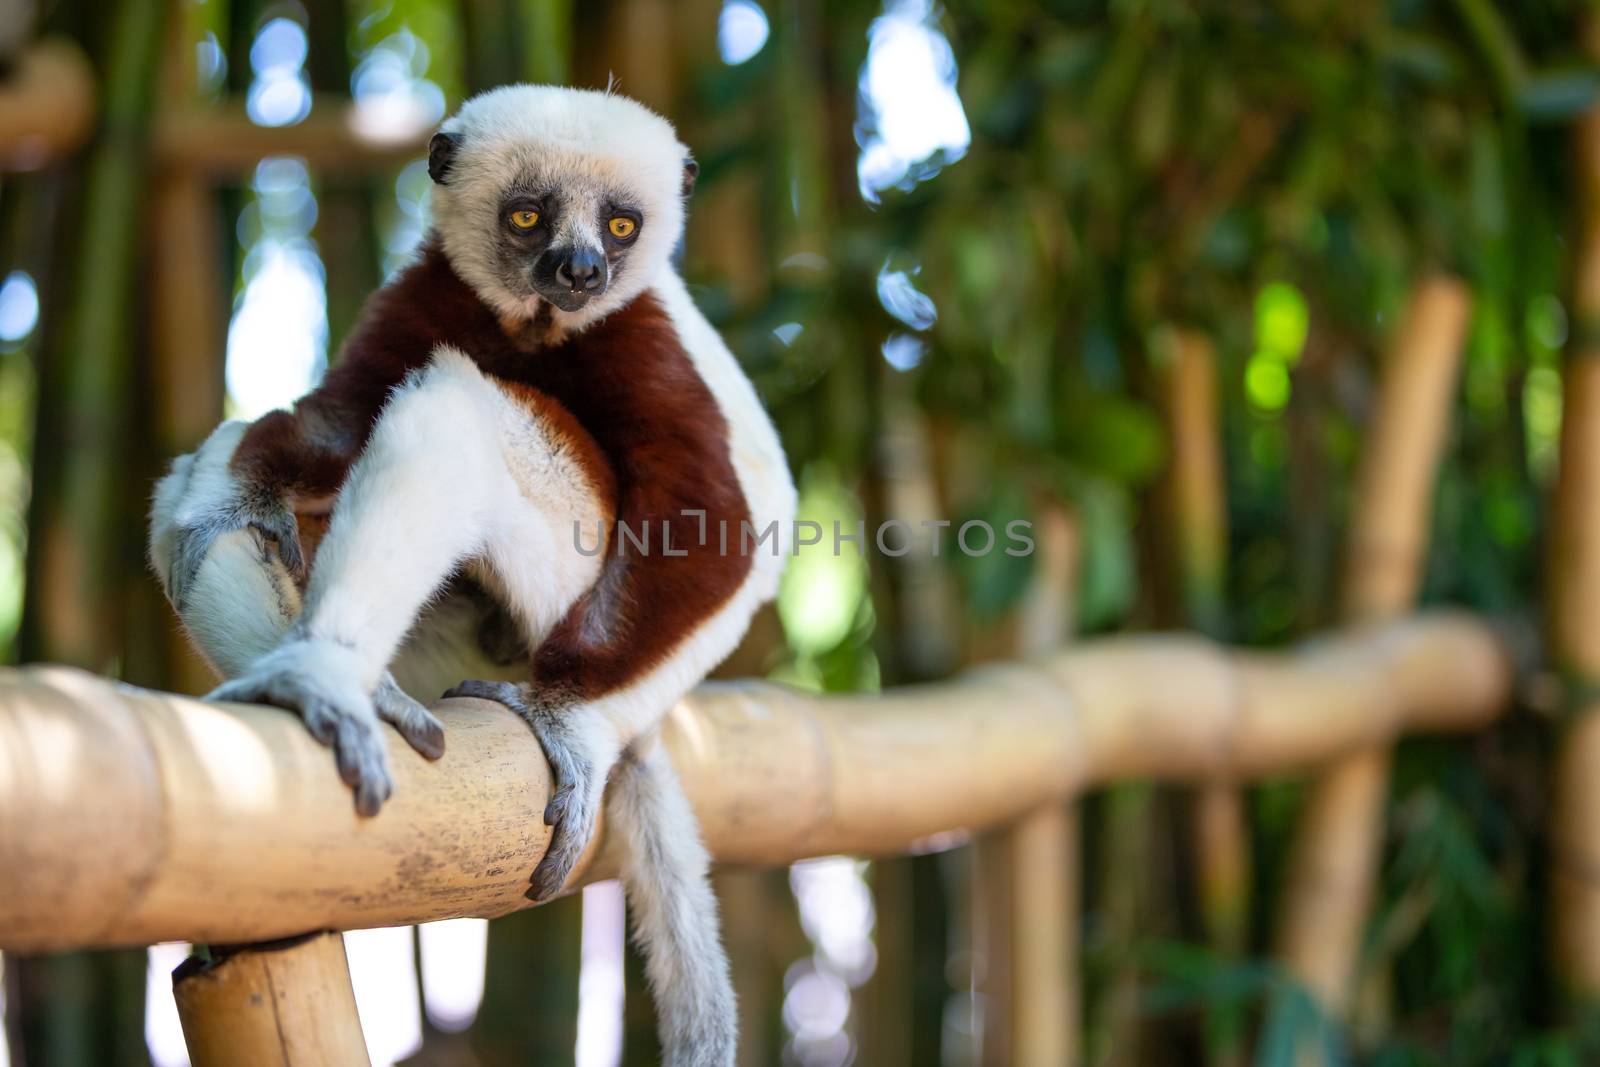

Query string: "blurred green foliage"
[[691, 0, 1600, 1061]]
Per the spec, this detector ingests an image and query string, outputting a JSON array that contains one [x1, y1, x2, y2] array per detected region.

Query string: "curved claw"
[[529, 833, 582, 901], [332, 713, 393, 816], [209, 641, 392, 817], [375, 674, 446, 760], [168, 522, 223, 614], [248, 507, 306, 581], [441, 678, 522, 704]]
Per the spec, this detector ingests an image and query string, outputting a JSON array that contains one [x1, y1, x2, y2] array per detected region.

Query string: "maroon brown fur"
[[230, 238, 753, 699]]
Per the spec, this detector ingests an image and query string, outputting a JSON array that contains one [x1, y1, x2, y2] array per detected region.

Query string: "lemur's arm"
[[161, 300, 439, 610]]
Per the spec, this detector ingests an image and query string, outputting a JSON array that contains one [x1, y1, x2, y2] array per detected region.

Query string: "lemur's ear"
[[429, 132, 463, 184], [681, 155, 699, 198]]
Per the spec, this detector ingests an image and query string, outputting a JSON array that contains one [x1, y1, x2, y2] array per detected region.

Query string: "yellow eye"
[[509, 209, 539, 230], [608, 216, 637, 239]]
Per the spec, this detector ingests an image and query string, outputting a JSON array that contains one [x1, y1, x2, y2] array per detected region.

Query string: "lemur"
[[147, 85, 795, 1067]]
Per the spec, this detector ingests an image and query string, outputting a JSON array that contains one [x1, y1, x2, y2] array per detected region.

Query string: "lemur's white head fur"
[[428, 85, 695, 330]]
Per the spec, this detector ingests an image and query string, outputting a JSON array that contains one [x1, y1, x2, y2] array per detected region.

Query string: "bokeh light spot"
[[1245, 356, 1290, 412], [718, 0, 770, 65], [1254, 281, 1309, 364], [856, 0, 970, 201], [0, 272, 39, 343]]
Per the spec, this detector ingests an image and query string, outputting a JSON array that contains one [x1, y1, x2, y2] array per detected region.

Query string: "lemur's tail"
[[606, 739, 737, 1067]]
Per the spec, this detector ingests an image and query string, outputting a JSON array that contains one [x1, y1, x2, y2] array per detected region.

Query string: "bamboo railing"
[[0, 612, 1509, 953]]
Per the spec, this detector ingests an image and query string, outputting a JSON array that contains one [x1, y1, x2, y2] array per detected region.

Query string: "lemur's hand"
[[211, 639, 395, 816], [151, 421, 305, 614], [441, 679, 613, 901]]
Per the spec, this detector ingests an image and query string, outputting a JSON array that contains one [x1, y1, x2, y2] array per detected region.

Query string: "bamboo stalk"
[[609, 0, 677, 113], [304, 0, 382, 357], [472, 895, 583, 1061], [1006, 805, 1079, 1067], [11, 5, 170, 1057], [1274, 276, 1471, 1011], [1162, 329, 1230, 638], [148, 169, 226, 696], [978, 502, 1080, 1067], [1159, 327, 1249, 1063], [864, 382, 963, 1066], [173, 932, 370, 1067], [0, 40, 97, 170], [0, 613, 1508, 954], [1548, 40, 1600, 1003]]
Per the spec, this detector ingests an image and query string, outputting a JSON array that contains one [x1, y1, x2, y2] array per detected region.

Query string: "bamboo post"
[[862, 384, 964, 1067], [11, 2, 171, 1061], [1160, 326, 1248, 1063], [1548, 25, 1600, 1004], [173, 933, 370, 1067], [0, 613, 1509, 953], [149, 3, 227, 695], [0, 40, 96, 170], [304, 0, 381, 354], [1162, 328, 1230, 640], [472, 896, 583, 1061], [1274, 276, 1471, 1011], [978, 502, 1080, 1067]]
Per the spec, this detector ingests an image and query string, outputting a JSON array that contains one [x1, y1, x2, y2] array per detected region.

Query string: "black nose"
[[556, 248, 606, 292]]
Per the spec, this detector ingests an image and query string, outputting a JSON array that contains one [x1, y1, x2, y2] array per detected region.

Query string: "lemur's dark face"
[[493, 187, 644, 313]]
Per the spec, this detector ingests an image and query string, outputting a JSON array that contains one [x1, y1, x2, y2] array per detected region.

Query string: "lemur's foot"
[[210, 640, 392, 816], [375, 673, 447, 759], [156, 422, 305, 613], [441, 679, 608, 902], [167, 490, 303, 614]]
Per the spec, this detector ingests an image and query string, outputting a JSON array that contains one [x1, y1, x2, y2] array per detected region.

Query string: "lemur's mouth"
[[540, 288, 596, 313]]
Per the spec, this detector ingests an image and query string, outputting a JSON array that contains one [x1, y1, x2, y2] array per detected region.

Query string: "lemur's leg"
[[438, 678, 621, 901], [150, 424, 446, 762], [434, 679, 735, 1066], [211, 345, 605, 814], [451, 574, 770, 902]]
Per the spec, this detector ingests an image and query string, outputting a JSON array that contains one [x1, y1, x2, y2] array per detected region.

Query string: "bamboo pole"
[[0, 613, 1508, 954], [1162, 328, 1230, 640], [1274, 276, 1471, 1011], [304, 0, 382, 356], [978, 501, 1079, 1067], [1548, 28, 1600, 1003], [0, 40, 96, 170], [173, 932, 370, 1067], [148, 162, 226, 698], [1160, 326, 1248, 1063], [11, 3, 170, 1061], [863, 382, 963, 1067]]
